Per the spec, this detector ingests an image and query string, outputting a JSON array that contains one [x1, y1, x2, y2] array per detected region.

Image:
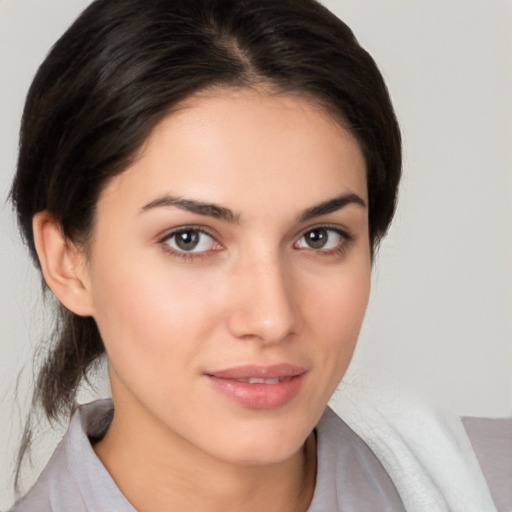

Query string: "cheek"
[[87, 246, 221, 379], [304, 256, 371, 371]]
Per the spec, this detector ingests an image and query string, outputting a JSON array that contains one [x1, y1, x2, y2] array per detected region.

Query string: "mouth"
[[205, 364, 307, 409], [231, 376, 290, 384]]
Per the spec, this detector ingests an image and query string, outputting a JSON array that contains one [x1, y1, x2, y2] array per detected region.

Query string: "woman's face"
[[83, 88, 370, 465]]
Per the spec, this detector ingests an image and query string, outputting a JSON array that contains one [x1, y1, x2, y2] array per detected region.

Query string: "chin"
[[218, 435, 307, 467], [197, 407, 318, 467]]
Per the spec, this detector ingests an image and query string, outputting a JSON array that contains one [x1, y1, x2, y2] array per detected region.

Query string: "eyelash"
[[159, 226, 221, 262], [158, 225, 354, 262], [294, 225, 355, 259]]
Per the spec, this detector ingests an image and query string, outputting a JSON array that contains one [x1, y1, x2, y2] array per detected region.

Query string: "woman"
[[3, 0, 509, 511]]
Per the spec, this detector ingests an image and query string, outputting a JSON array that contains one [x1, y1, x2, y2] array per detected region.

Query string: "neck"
[[93, 398, 317, 512]]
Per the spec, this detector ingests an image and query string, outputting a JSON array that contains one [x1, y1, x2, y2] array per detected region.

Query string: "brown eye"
[[296, 227, 345, 250], [175, 229, 199, 250], [304, 228, 329, 249], [164, 228, 216, 253]]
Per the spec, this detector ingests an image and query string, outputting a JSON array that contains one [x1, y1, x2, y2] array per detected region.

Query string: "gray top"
[[7, 399, 511, 512], [462, 416, 512, 512]]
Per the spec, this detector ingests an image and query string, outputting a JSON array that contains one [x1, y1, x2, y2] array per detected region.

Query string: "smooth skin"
[[33, 87, 371, 512]]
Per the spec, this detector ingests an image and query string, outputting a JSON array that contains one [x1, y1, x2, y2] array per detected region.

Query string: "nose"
[[226, 252, 300, 344]]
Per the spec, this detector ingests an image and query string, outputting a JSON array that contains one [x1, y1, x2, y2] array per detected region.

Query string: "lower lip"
[[206, 373, 306, 409]]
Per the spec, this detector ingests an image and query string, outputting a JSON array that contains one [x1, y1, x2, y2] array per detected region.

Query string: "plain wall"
[[1, 0, 511, 507]]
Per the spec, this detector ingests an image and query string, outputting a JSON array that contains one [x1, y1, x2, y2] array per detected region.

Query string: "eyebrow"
[[140, 192, 366, 223], [141, 196, 239, 223], [298, 193, 366, 222]]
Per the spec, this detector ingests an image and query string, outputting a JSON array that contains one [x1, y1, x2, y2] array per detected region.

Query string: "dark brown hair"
[[11, 0, 401, 489]]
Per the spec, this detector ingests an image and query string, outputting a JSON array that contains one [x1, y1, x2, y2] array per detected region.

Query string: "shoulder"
[[7, 415, 87, 512], [7, 399, 134, 512], [463, 416, 512, 512], [312, 402, 509, 512], [307, 407, 406, 512]]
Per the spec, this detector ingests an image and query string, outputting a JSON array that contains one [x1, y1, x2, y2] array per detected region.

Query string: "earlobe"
[[32, 212, 94, 317]]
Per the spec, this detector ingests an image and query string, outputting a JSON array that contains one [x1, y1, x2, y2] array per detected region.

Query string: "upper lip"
[[205, 364, 307, 380]]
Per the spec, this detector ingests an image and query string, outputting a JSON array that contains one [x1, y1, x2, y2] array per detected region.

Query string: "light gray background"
[[1, 0, 511, 507]]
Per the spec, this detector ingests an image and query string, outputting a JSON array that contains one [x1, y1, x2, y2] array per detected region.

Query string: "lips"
[[205, 364, 307, 409], [234, 377, 286, 384], [208, 364, 305, 380]]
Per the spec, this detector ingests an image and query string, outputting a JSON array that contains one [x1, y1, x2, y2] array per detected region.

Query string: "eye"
[[295, 227, 347, 251], [163, 228, 217, 253]]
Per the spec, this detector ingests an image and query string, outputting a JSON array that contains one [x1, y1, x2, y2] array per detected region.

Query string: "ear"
[[32, 211, 94, 317]]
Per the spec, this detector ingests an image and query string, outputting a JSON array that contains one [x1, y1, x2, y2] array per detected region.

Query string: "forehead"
[[98, 88, 367, 219]]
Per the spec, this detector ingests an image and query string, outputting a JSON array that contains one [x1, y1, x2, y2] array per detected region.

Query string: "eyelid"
[[295, 223, 354, 242], [157, 224, 219, 243], [293, 224, 355, 255], [158, 225, 224, 260]]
